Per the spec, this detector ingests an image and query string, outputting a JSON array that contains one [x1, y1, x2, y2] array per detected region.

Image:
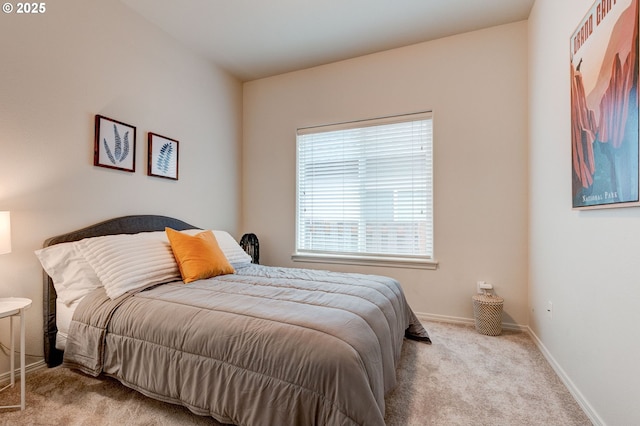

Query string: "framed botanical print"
[[94, 115, 136, 172], [148, 132, 179, 180]]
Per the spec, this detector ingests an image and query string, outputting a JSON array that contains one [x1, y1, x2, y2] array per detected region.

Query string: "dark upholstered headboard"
[[42, 215, 197, 367]]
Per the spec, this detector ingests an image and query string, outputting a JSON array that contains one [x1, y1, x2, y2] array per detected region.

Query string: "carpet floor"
[[0, 320, 592, 425]]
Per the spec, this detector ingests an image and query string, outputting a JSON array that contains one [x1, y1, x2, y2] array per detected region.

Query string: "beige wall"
[[529, 0, 640, 424], [243, 22, 529, 325], [0, 0, 242, 370]]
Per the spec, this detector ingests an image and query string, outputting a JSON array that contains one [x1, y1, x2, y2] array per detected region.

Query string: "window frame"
[[293, 111, 438, 270]]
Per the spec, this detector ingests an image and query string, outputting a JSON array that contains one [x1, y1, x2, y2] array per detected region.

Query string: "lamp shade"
[[0, 211, 11, 255]]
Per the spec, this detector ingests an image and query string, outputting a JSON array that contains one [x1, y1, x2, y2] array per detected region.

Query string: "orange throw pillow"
[[165, 228, 234, 283]]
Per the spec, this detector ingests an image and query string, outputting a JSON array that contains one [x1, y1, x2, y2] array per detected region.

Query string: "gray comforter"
[[63, 264, 430, 426]]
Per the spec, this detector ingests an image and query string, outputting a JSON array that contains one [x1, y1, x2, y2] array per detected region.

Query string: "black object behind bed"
[[42, 215, 197, 367]]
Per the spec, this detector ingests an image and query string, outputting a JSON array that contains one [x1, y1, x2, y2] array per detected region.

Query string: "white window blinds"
[[296, 112, 433, 262]]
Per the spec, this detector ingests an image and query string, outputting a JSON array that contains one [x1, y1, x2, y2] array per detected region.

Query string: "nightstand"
[[0, 297, 31, 410]]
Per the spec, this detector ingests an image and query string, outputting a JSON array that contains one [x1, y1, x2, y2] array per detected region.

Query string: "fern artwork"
[[156, 143, 173, 174], [148, 133, 179, 180], [94, 115, 136, 172], [103, 124, 130, 165]]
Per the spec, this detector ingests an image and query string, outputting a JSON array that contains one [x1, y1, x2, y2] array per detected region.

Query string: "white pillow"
[[76, 231, 180, 299], [183, 229, 252, 265], [35, 242, 102, 305]]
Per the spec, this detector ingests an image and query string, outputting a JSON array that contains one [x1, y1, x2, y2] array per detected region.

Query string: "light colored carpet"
[[0, 321, 591, 425]]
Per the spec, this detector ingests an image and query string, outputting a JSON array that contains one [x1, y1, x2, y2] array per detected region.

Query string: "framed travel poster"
[[570, 0, 639, 208]]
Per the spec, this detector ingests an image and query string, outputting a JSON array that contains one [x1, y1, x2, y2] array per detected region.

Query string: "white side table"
[[0, 297, 31, 410]]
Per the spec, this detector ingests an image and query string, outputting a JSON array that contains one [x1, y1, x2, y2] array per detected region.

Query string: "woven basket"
[[472, 294, 504, 336]]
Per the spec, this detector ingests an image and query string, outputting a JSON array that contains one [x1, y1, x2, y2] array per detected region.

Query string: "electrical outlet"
[[547, 301, 553, 318], [476, 281, 493, 294]]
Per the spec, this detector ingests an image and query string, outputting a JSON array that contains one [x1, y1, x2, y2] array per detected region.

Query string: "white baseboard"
[[415, 311, 602, 426], [526, 327, 604, 426], [0, 359, 46, 385], [415, 311, 528, 332]]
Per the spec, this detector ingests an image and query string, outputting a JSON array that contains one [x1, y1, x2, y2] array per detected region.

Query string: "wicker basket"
[[472, 293, 504, 336]]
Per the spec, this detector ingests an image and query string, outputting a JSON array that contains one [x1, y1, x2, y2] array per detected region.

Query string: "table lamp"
[[0, 211, 10, 255]]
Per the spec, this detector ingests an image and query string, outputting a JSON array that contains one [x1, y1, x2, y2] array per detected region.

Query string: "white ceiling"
[[121, 0, 534, 82]]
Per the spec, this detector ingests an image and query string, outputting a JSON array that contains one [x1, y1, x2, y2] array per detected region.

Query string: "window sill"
[[291, 253, 438, 270]]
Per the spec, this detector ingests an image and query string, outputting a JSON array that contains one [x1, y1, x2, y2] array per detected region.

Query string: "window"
[[294, 112, 435, 269]]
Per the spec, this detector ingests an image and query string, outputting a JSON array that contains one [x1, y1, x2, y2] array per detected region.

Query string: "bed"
[[40, 215, 430, 426]]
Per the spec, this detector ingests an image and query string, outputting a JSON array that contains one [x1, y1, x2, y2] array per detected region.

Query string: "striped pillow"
[[77, 231, 180, 299]]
